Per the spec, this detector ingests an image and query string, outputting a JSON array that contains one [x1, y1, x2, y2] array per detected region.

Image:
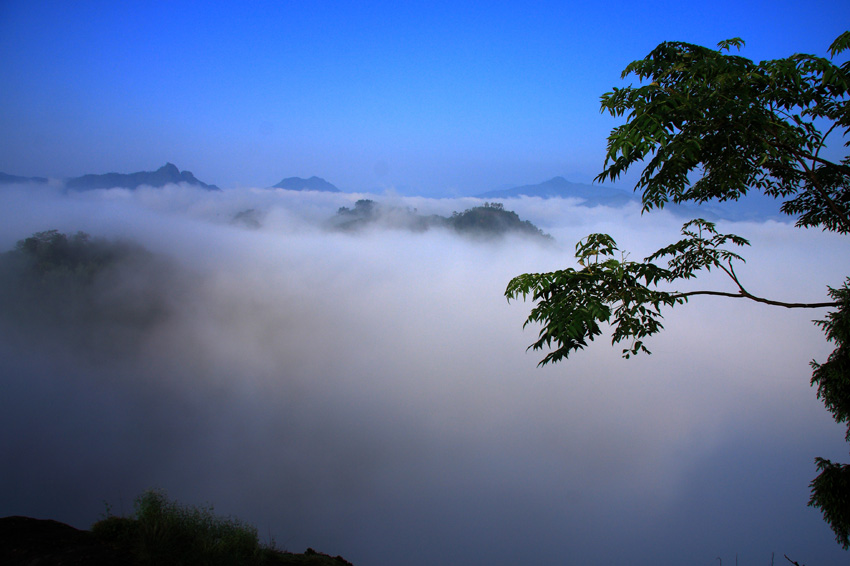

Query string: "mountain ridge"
[[477, 175, 787, 221], [477, 176, 637, 206], [271, 176, 340, 192], [0, 172, 49, 185], [65, 163, 220, 191], [0, 166, 789, 222]]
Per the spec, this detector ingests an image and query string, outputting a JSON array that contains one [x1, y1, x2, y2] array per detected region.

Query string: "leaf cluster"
[[812, 282, 850, 441], [647, 219, 749, 279], [808, 282, 850, 548], [809, 457, 850, 549], [506, 220, 748, 365], [596, 32, 850, 233]]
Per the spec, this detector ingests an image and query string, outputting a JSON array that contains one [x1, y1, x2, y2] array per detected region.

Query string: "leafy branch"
[[506, 220, 838, 366], [650, 220, 839, 308]]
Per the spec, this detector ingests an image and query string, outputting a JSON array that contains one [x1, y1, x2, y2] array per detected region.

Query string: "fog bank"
[[0, 184, 847, 565]]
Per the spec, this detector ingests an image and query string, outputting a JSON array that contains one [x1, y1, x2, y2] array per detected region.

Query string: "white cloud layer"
[[0, 183, 848, 565]]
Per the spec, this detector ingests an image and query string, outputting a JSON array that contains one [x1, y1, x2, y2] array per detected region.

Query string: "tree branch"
[[805, 147, 850, 175], [795, 156, 850, 232], [759, 125, 850, 232], [670, 289, 839, 309], [716, 261, 746, 294], [813, 121, 840, 164]]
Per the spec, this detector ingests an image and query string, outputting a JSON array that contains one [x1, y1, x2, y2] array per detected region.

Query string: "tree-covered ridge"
[[332, 199, 439, 232], [0, 230, 181, 357], [507, 31, 850, 547], [9, 230, 125, 280], [331, 199, 552, 240]]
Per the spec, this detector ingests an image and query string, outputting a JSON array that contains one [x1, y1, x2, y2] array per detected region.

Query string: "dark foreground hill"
[[66, 163, 220, 191], [0, 516, 354, 566], [0, 516, 134, 566]]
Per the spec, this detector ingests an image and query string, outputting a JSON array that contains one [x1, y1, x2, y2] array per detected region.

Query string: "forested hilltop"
[[330, 200, 552, 240]]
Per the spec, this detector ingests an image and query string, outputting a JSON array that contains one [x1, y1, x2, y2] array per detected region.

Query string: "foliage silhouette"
[[507, 31, 850, 546]]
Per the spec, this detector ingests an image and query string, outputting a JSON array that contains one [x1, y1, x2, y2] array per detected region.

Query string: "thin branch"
[[813, 120, 840, 163], [766, 108, 843, 173], [756, 122, 850, 232], [791, 146, 850, 176], [795, 156, 850, 233], [726, 261, 744, 290], [670, 289, 839, 309], [716, 261, 746, 294]]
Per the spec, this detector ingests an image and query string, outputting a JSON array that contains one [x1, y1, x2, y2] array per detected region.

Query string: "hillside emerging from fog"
[[328, 199, 552, 240]]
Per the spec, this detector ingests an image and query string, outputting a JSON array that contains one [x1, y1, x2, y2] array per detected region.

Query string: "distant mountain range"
[[0, 165, 787, 222], [477, 175, 786, 221], [0, 163, 220, 190], [65, 163, 220, 191], [477, 176, 637, 206], [271, 176, 339, 192], [0, 172, 48, 185]]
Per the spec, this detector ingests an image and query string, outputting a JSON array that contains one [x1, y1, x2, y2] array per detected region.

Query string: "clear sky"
[[1, 0, 847, 195]]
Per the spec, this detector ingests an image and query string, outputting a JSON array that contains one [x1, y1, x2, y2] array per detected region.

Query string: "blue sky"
[[2, 4, 850, 564], [1, 1, 848, 194]]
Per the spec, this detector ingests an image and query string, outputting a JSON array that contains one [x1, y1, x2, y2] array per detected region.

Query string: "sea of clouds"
[[0, 182, 848, 565]]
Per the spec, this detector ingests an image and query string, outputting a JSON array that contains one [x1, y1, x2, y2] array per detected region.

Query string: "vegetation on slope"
[[332, 199, 552, 240], [91, 490, 353, 565]]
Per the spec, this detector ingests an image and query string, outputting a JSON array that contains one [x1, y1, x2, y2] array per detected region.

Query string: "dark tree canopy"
[[596, 33, 850, 233], [507, 32, 850, 547], [12, 229, 115, 280]]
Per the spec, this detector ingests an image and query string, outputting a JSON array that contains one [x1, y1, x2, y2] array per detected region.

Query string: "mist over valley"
[[0, 177, 847, 565]]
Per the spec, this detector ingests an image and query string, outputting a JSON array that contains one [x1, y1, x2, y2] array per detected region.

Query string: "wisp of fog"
[[0, 183, 848, 565]]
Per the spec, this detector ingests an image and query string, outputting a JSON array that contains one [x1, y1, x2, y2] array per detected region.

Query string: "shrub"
[[93, 489, 267, 566]]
